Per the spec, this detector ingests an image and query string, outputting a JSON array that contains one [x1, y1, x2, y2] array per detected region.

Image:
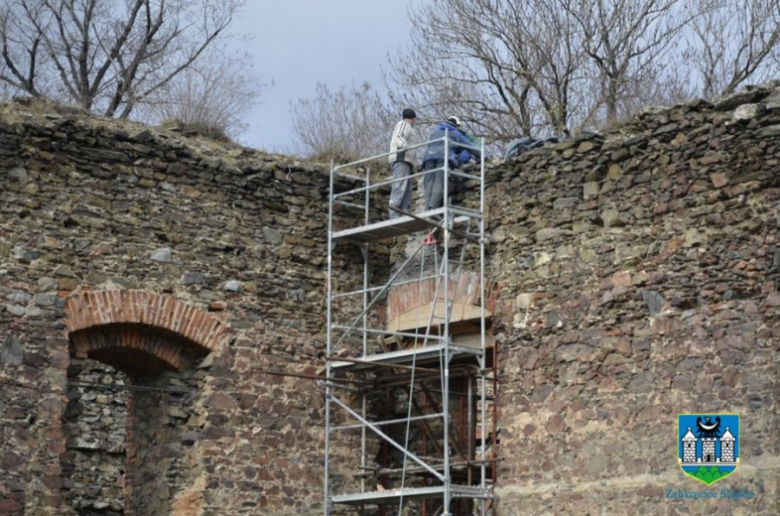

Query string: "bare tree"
[[288, 0, 780, 161], [385, 0, 588, 141], [559, 0, 693, 124], [387, 0, 780, 141], [385, 0, 701, 141], [0, 0, 245, 118], [138, 46, 265, 140], [683, 0, 780, 98], [290, 82, 394, 161]]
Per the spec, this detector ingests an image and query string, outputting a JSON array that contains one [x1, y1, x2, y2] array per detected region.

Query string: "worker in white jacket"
[[387, 108, 416, 219]]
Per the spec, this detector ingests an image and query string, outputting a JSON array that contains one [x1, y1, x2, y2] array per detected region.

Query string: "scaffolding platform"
[[332, 485, 490, 506], [332, 206, 480, 244], [330, 343, 485, 371]]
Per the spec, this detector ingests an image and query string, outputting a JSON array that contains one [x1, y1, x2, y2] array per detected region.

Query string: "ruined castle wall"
[[1, 81, 779, 516], [0, 103, 387, 515], [487, 85, 779, 514]]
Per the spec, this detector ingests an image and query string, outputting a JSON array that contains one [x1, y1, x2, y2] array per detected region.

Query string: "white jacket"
[[389, 119, 413, 164]]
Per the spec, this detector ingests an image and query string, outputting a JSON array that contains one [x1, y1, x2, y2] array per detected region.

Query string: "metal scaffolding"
[[324, 134, 495, 515]]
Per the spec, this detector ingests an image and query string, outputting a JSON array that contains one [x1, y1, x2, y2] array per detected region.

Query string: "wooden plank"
[[386, 301, 493, 333]]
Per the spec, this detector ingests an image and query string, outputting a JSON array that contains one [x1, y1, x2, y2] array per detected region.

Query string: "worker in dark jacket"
[[421, 116, 480, 211]]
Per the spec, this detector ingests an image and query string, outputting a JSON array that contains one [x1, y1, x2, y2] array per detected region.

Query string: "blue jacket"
[[422, 122, 480, 169]]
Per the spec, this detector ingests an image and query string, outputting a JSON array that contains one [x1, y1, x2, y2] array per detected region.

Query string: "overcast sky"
[[230, 1, 416, 152]]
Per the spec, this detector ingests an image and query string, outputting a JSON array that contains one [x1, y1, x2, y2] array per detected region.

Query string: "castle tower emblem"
[[678, 414, 740, 486]]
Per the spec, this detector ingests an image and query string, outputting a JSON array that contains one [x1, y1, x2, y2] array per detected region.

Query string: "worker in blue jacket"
[[421, 116, 480, 211]]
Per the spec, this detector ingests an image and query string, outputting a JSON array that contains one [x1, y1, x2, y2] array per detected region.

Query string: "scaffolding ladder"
[[324, 134, 495, 516]]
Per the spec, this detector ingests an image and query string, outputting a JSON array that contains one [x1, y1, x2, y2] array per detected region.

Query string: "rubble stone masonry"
[[0, 100, 383, 515], [1, 80, 779, 515], [486, 83, 779, 515]]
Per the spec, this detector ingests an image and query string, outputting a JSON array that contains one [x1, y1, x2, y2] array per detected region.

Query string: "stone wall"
[[487, 83, 779, 515], [62, 360, 128, 514], [1, 79, 779, 516], [125, 345, 208, 515], [0, 99, 387, 515]]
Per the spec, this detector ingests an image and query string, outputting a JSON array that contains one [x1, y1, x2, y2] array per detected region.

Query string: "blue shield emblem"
[[678, 414, 739, 485]]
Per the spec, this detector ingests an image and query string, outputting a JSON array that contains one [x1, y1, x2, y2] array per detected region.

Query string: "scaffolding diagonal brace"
[[330, 238, 430, 353], [328, 393, 447, 482]]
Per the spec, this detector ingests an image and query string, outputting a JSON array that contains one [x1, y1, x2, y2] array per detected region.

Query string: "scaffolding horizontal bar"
[[331, 326, 446, 340], [333, 164, 444, 199], [331, 343, 485, 371], [332, 207, 479, 243], [326, 356, 439, 374], [448, 205, 484, 220], [331, 485, 491, 506], [333, 137, 446, 172], [331, 412, 445, 432], [331, 273, 443, 299], [334, 199, 366, 210], [450, 170, 481, 181], [375, 457, 502, 477]]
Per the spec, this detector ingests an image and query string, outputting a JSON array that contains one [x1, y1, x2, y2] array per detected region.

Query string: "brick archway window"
[[62, 290, 232, 515], [66, 290, 229, 372]]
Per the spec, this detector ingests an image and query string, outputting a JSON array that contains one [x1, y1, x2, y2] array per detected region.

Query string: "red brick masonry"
[[387, 271, 499, 321], [65, 290, 231, 368]]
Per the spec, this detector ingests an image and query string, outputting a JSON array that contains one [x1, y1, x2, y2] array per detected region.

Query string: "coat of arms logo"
[[678, 413, 739, 486]]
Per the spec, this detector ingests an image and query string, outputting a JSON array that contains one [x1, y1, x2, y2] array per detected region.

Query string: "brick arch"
[[387, 272, 499, 323], [65, 289, 231, 372]]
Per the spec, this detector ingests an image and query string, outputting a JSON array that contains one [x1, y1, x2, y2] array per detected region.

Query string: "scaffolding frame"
[[324, 133, 493, 515]]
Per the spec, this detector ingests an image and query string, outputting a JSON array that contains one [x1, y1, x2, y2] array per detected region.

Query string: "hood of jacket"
[[436, 122, 460, 132]]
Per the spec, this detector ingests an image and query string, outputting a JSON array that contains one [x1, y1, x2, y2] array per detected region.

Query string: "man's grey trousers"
[[389, 161, 413, 218]]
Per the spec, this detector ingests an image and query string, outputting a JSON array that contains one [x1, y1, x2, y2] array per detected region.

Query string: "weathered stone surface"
[[5, 305, 25, 316], [765, 85, 780, 108], [757, 124, 780, 138], [641, 289, 666, 315], [2, 82, 779, 516], [263, 226, 283, 244], [182, 271, 205, 285], [734, 103, 759, 120], [710, 172, 729, 188], [6, 292, 31, 304], [583, 181, 600, 199], [485, 81, 779, 516], [151, 247, 173, 263], [607, 163, 623, 180], [0, 336, 23, 365], [223, 280, 241, 292], [0, 99, 382, 516], [7, 166, 28, 182], [536, 228, 565, 241]]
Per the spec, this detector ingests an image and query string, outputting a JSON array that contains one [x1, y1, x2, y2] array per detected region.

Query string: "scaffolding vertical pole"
[[361, 167, 370, 493], [324, 162, 335, 516], [468, 374, 474, 489], [442, 130, 451, 515], [493, 340, 499, 486], [361, 395, 367, 494], [363, 167, 370, 357], [479, 137, 488, 515], [422, 390, 429, 516]]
